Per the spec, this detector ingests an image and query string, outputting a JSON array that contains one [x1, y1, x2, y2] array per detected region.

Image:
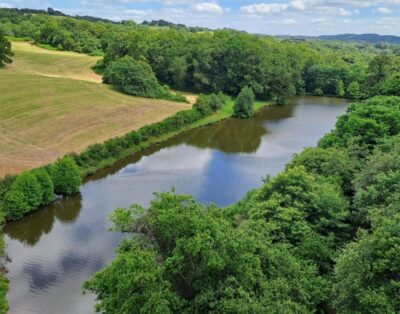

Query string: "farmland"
[[0, 42, 190, 177]]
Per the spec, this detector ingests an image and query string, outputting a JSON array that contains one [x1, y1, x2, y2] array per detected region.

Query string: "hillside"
[[0, 42, 190, 177], [318, 33, 400, 45]]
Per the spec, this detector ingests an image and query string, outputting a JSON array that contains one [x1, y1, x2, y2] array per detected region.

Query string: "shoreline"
[[80, 100, 269, 179]]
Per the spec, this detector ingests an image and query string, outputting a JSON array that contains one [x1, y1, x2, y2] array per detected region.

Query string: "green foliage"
[[192, 92, 227, 116], [103, 56, 186, 102], [32, 168, 55, 205], [233, 86, 255, 118], [2, 8, 400, 100], [289, 147, 357, 195], [254, 167, 349, 243], [370, 74, 400, 97], [347, 81, 361, 98], [84, 241, 181, 314], [336, 80, 345, 97], [193, 94, 213, 116], [86, 192, 327, 313], [352, 136, 400, 224], [313, 87, 324, 96], [0, 273, 8, 314], [0, 30, 13, 67], [320, 97, 400, 154], [51, 157, 81, 195], [4, 172, 42, 220], [333, 214, 400, 313]]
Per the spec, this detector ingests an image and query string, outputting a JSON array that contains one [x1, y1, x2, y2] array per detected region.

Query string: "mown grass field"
[[0, 42, 191, 177]]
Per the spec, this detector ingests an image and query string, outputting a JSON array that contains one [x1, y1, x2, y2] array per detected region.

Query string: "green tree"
[[33, 168, 55, 205], [51, 157, 81, 195], [86, 192, 327, 313], [336, 80, 345, 97], [4, 172, 42, 220], [333, 214, 400, 313], [4, 190, 30, 220], [367, 55, 392, 86], [0, 30, 13, 67], [103, 56, 161, 98], [233, 86, 255, 118], [347, 81, 361, 99], [193, 94, 212, 116]]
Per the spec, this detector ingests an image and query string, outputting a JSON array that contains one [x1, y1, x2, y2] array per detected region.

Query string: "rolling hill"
[[0, 42, 190, 177]]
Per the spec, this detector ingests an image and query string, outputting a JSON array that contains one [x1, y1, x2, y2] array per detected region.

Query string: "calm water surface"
[[4, 96, 349, 314]]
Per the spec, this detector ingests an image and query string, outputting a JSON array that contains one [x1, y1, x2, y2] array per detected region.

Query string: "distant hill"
[[141, 20, 210, 32], [318, 34, 400, 45], [0, 7, 120, 24]]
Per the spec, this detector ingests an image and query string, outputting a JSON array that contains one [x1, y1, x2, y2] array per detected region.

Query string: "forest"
[[1, 7, 400, 104], [0, 7, 400, 314]]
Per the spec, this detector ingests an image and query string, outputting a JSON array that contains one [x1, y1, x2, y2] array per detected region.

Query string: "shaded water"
[[4, 96, 349, 314]]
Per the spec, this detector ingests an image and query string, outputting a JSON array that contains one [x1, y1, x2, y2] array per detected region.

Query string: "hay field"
[[0, 42, 190, 177]]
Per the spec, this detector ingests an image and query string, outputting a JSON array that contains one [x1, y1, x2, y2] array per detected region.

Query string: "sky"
[[1, 0, 400, 36]]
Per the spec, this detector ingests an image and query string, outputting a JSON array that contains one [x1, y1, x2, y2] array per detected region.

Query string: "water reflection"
[[5, 96, 349, 314], [4, 196, 82, 246]]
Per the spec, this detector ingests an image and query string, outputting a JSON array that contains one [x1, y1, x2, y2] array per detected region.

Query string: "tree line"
[[1, 8, 399, 102], [84, 96, 400, 313]]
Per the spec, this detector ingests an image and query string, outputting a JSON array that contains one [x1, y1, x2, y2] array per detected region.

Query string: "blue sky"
[[1, 0, 400, 35]]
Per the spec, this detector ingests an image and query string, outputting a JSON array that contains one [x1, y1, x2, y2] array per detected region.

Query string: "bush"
[[233, 86, 255, 118], [209, 92, 226, 111], [103, 56, 186, 102], [0, 30, 13, 67], [313, 88, 324, 96], [51, 157, 81, 195], [4, 172, 42, 220], [347, 81, 361, 99], [193, 94, 213, 116], [4, 190, 30, 220], [33, 168, 55, 205]]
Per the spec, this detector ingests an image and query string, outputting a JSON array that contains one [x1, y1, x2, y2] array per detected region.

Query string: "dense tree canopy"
[[0, 30, 12, 67], [1, 8, 399, 101]]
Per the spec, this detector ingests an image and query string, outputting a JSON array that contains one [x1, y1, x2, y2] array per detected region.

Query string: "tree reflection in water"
[[4, 195, 82, 246]]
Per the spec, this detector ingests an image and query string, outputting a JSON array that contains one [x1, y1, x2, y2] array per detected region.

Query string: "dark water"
[[4, 96, 348, 314]]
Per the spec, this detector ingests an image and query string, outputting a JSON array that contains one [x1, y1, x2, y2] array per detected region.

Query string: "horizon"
[[1, 0, 400, 36]]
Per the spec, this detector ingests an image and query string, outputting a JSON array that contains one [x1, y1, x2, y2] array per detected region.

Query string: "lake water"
[[4, 96, 349, 314]]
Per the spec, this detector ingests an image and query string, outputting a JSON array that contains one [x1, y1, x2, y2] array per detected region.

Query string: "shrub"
[[4, 172, 42, 220], [193, 94, 213, 116], [4, 190, 30, 220], [313, 88, 324, 96], [103, 56, 187, 102], [51, 157, 81, 195], [347, 81, 361, 99], [33, 168, 55, 205], [233, 86, 255, 118]]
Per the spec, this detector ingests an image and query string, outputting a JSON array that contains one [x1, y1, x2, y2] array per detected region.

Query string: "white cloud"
[[282, 18, 297, 24], [290, 0, 306, 10], [193, 2, 223, 13], [240, 3, 288, 14], [377, 7, 391, 13], [240, 1, 306, 14], [338, 8, 351, 15]]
